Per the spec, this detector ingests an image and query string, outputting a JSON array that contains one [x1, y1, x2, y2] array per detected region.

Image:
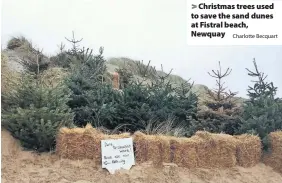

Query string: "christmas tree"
[[238, 59, 282, 150], [2, 70, 74, 152]]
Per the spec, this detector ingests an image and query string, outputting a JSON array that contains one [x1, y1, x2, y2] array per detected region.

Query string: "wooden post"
[[113, 72, 120, 89]]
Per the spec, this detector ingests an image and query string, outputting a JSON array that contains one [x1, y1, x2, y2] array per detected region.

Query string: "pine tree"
[[112, 62, 198, 132], [238, 59, 282, 150], [2, 72, 74, 152], [62, 32, 198, 133], [64, 32, 110, 126], [2, 42, 74, 151], [189, 61, 241, 136], [49, 42, 72, 68], [246, 58, 278, 102], [206, 61, 238, 111]]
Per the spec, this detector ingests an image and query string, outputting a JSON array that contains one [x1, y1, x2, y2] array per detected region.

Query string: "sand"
[[2, 130, 282, 183]]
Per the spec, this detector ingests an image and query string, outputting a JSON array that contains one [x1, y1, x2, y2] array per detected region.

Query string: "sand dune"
[[1, 130, 282, 183]]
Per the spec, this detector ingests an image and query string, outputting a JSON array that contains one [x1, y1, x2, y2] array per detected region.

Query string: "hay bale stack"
[[133, 132, 170, 166], [170, 137, 198, 168], [191, 131, 237, 168], [56, 124, 130, 164], [235, 134, 262, 167], [56, 124, 103, 162], [264, 131, 282, 173]]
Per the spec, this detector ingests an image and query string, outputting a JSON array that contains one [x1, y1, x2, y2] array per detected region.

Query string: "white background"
[[187, 0, 282, 45]]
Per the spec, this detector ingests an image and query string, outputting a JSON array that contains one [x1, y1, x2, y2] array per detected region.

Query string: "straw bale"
[[56, 126, 103, 162], [269, 131, 282, 153], [133, 132, 148, 163], [103, 133, 131, 140], [191, 131, 237, 168], [56, 125, 131, 163], [133, 132, 170, 166], [235, 134, 262, 167], [263, 131, 282, 173], [170, 137, 198, 168]]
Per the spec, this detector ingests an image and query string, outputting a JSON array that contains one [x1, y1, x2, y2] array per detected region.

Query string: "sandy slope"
[[1, 130, 282, 183]]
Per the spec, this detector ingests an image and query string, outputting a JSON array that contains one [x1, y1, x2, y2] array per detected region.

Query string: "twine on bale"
[[235, 134, 262, 167]]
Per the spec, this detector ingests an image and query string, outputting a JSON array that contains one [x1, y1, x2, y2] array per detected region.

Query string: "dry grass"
[[139, 117, 187, 137], [1, 53, 21, 94], [7, 36, 33, 51], [40, 67, 69, 88]]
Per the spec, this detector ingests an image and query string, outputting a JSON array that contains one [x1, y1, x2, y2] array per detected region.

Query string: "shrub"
[[2, 73, 74, 152], [187, 110, 242, 136]]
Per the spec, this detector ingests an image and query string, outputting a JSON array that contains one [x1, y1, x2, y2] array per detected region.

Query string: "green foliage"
[[2, 72, 74, 152], [246, 59, 278, 101], [50, 50, 71, 69], [107, 66, 198, 132], [239, 97, 282, 148], [238, 59, 282, 150], [205, 61, 238, 110], [64, 34, 198, 132], [63, 33, 108, 126], [188, 111, 242, 136], [189, 62, 242, 136]]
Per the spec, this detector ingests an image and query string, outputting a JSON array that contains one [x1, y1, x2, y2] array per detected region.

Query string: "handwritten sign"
[[101, 137, 135, 174]]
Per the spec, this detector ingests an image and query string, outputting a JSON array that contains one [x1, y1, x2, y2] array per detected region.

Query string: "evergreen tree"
[[245, 59, 278, 102], [189, 61, 241, 136], [238, 59, 282, 150], [111, 62, 198, 132], [64, 32, 110, 126], [49, 42, 72, 68], [2, 72, 74, 152], [62, 32, 198, 133], [205, 61, 238, 110]]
